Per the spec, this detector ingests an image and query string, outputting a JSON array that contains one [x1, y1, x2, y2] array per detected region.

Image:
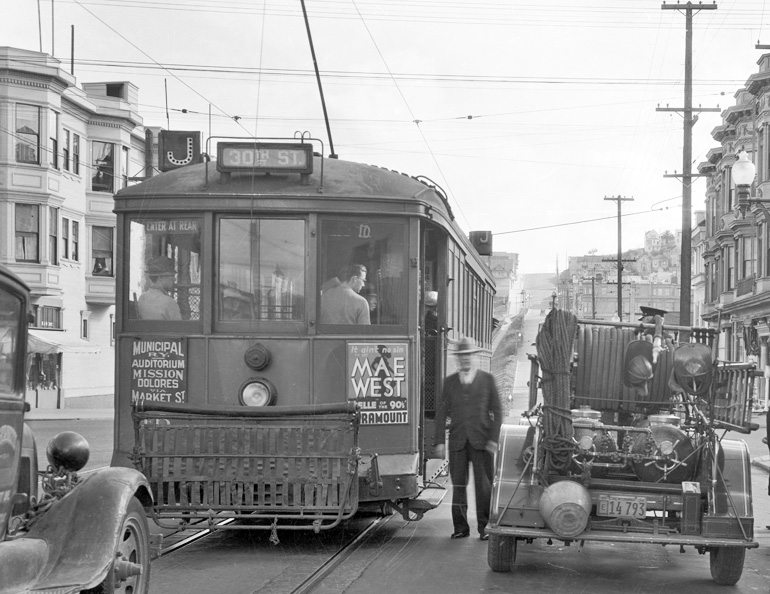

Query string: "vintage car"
[[0, 265, 153, 594], [488, 310, 759, 585]]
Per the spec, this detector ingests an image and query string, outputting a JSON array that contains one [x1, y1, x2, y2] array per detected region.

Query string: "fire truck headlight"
[[239, 378, 276, 407]]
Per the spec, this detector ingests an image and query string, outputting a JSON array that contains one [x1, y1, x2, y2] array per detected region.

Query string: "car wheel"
[[487, 533, 516, 572], [709, 547, 745, 586], [84, 497, 151, 593]]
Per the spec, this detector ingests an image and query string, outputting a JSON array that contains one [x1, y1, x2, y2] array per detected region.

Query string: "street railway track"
[[151, 511, 399, 594]]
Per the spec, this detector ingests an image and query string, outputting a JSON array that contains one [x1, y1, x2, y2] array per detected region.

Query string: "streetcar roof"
[[117, 156, 453, 218], [116, 155, 494, 287]]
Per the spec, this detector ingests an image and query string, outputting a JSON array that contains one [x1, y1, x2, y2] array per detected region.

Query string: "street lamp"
[[730, 150, 770, 410], [733, 149, 770, 230], [734, 150, 757, 214]]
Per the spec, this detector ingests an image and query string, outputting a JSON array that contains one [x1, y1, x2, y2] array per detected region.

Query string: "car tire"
[[487, 533, 516, 572], [709, 546, 745, 586], [83, 496, 151, 593]]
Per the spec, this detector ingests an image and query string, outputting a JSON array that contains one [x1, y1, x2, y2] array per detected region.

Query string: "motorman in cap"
[[137, 256, 182, 321]]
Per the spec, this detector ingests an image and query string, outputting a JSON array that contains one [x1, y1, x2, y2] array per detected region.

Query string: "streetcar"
[[0, 264, 152, 594], [110, 136, 496, 532]]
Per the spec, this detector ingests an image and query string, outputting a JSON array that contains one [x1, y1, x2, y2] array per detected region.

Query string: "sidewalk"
[[25, 407, 114, 421]]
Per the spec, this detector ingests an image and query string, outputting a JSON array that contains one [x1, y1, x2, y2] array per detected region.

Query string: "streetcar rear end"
[[111, 138, 495, 532], [488, 310, 759, 585]]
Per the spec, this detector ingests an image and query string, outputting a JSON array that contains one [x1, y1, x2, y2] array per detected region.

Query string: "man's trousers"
[[448, 440, 493, 534]]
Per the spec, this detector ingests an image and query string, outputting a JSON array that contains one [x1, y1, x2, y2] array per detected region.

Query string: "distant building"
[[566, 227, 682, 323], [645, 230, 661, 252], [0, 47, 148, 409], [488, 251, 523, 318]]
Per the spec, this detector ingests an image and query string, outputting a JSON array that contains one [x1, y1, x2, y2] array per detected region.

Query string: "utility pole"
[[604, 196, 634, 321], [660, 2, 719, 326], [579, 270, 597, 319]]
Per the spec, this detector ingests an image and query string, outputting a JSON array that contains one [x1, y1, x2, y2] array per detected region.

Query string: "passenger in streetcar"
[[137, 256, 182, 321], [424, 290, 439, 336], [320, 263, 370, 325], [433, 337, 503, 541]]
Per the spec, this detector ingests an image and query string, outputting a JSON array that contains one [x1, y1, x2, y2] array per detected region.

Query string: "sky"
[[3, 0, 770, 274]]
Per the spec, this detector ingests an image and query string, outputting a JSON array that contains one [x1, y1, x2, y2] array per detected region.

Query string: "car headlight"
[[239, 378, 277, 407]]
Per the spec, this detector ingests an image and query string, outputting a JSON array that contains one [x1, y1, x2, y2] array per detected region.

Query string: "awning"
[[27, 329, 101, 355]]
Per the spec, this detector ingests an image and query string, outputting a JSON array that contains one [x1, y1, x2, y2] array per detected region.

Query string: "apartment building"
[[696, 55, 770, 409], [0, 47, 147, 409]]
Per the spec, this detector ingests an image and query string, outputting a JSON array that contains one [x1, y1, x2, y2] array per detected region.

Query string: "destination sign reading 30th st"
[[216, 142, 313, 175]]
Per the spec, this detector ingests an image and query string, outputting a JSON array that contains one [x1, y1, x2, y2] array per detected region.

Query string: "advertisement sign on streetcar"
[[131, 337, 188, 404], [347, 342, 408, 425]]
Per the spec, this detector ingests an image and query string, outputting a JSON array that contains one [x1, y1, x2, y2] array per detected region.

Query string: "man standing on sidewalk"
[[433, 337, 503, 541]]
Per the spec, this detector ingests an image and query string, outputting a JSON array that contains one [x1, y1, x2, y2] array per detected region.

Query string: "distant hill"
[[522, 273, 556, 291]]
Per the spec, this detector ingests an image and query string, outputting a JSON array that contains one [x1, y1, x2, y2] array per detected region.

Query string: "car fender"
[[18, 466, 152, 591], [711, 438, 752, 517], [490, 423, 544, 527]]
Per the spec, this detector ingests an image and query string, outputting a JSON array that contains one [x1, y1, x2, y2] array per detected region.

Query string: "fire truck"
[[487, 310, 759, 586]]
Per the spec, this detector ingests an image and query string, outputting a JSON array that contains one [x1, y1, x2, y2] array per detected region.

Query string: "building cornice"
[[712, 124, 735, 143], [723, 103, 753, 125], [746, 70, 770, 96], [88, 118, 137, 133], [0, 70, 70, 95]]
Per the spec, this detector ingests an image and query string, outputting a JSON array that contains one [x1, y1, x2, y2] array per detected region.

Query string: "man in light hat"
[[433, 336, 502, 541], [137, 256, 182, 320], [424, 291, 438, 336]]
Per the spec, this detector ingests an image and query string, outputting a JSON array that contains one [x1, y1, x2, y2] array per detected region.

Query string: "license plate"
[[597, 495, 646, 518]]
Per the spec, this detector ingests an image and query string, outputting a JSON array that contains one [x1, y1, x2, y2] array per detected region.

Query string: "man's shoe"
[[450, 531, 470, 539], [479, 533, 489, 541]]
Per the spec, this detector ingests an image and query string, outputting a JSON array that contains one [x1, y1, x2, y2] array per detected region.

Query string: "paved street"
[[22, 308, 770, 592]]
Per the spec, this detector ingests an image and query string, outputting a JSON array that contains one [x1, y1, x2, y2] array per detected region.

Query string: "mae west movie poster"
[[347, 342, 408, 425]]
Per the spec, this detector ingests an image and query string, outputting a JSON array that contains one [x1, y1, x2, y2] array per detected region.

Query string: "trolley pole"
[[660, 2, 719, 327], [604, 195, 634, 321], [300, 0, 337, 158]]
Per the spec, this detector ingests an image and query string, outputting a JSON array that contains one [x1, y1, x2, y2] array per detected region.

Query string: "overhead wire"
[[349, 0, 471, 229], [69, 0, 253, 136], [53, 0, 770, 28], [493, 204, 680, 236], [49, 57, 748, 87], [48, 0, 745, 240]]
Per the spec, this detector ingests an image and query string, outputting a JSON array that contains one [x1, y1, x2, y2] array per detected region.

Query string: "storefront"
[[25, 329, 100, 409]]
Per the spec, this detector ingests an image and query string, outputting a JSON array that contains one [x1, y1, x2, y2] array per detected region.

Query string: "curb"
[[25, 408, 114, 421], [752, 456, 770, 474]]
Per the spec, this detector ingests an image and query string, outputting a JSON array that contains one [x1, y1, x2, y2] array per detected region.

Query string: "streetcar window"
[[0, 288, 22, 395], [127, 217, 202, 321], [318, 218, 407, 327], [218, 218, 305, 322]]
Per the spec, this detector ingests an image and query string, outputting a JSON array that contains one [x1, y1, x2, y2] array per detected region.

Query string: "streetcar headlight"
[[239, 378, 277, 407]]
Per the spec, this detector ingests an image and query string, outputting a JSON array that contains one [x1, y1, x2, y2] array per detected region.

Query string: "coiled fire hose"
[[536, 309, 578, 472]]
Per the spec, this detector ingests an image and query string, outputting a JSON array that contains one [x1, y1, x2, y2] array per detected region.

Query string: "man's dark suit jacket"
[[434, 370, 503, 451]]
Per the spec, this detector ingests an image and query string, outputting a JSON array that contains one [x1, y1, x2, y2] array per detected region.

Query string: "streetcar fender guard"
[[4, 467, 151, 593]]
